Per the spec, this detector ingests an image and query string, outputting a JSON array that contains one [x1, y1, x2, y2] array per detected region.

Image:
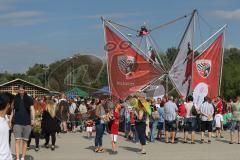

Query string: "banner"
[[104, 24, 163, 100], [169, 17, 194, 98], [192, 33, 223, 106]]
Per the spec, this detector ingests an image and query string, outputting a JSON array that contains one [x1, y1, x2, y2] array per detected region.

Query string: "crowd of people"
[[0, 84, 240, 159]]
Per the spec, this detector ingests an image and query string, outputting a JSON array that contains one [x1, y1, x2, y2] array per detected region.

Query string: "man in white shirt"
[[199, 97, 214, 144], [0, 92, 14, 160], [79, 100, 87, 114], [69, 99, 77, 132]]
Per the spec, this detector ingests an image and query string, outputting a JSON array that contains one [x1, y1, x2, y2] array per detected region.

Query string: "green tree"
[[221, 48, 240, 99]]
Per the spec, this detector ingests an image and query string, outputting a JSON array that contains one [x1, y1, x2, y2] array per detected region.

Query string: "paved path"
[[11, 131, 240, 160]]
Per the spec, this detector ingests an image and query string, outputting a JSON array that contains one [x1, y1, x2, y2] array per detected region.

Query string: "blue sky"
[[0, 0, 239, 73]]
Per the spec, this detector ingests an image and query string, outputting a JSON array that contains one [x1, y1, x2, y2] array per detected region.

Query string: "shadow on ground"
[[12, 154, 34, 160], [120, 146, 141, 152]]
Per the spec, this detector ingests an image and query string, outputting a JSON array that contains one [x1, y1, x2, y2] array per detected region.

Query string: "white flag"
[[169, 17, 194, 98]]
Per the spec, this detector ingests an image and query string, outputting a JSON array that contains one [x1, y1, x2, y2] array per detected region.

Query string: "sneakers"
[[51, 145, 55, 151], [35, 147, 39, 152], [44, 143, 49, 148], [17, 157, 25, 160]]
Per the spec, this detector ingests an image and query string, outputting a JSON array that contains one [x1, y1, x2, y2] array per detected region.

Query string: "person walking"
[[13, 85, 35, 160], [27, 101, 42, 151], [79, 99, 88, 132], [69, 98, 77, 132], [150, 105, 160, 142], [94, 98, 107, 153], [58, 94, 69, 133], [42, 100, 58, 150], [199, 97, 215, 144], [110, 102, 122, 154], [134, 99, 147, 154]]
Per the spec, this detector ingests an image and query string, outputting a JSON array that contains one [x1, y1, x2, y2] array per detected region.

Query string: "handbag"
[[191, 105, 198, 116]]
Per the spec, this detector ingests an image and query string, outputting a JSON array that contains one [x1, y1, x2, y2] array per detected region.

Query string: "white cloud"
[[0, 11, 47, 26], [82, 12, 142, 19], [68, 11, 147, 21], [211, 9, 240, 19]]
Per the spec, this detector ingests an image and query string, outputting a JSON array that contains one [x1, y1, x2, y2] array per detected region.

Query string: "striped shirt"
[[199, 102, 214, 121]]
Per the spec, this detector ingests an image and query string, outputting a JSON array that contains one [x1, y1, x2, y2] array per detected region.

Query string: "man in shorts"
[[13, 85, 34, 160], [199, 97, 214, 144], [164, 96, 178, 144]]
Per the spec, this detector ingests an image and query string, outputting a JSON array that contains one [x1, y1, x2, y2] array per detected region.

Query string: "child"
[[85, 118, 94, 138], [214, 111, 224, 138], [223, 107, 232, 130], [110, 102, 122, 154]]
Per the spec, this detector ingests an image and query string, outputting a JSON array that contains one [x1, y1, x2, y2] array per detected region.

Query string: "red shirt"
[[111, 110, 120, 135], [178, 104, 186, 117], [216, 100, 223, 113]]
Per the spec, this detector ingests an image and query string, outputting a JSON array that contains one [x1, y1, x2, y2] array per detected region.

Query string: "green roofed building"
[[66, 87, 88, 98]]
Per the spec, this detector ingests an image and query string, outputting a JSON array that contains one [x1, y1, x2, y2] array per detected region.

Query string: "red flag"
[[104, 24, 163, 100], [192, 33, 223, 99]]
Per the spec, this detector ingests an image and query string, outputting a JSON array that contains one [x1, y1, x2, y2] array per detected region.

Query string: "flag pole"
[[167, 74, 181, 96], [218, 27, 227, 96], [166, 75, 169, 96], [194, 24, 227, 56], [147, 34, 167, 71], [101, 17, 112, 100], [178, 9, 197, 49], [190, 9, 196, 97]]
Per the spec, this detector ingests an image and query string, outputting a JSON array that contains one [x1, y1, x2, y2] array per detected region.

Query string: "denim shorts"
[[184, 117, 196, 132], [230, 121, 240, 133]]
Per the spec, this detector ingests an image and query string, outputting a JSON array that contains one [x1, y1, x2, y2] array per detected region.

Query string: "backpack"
[[191, 105, 198, 116], [152, 111, 160, 120]]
